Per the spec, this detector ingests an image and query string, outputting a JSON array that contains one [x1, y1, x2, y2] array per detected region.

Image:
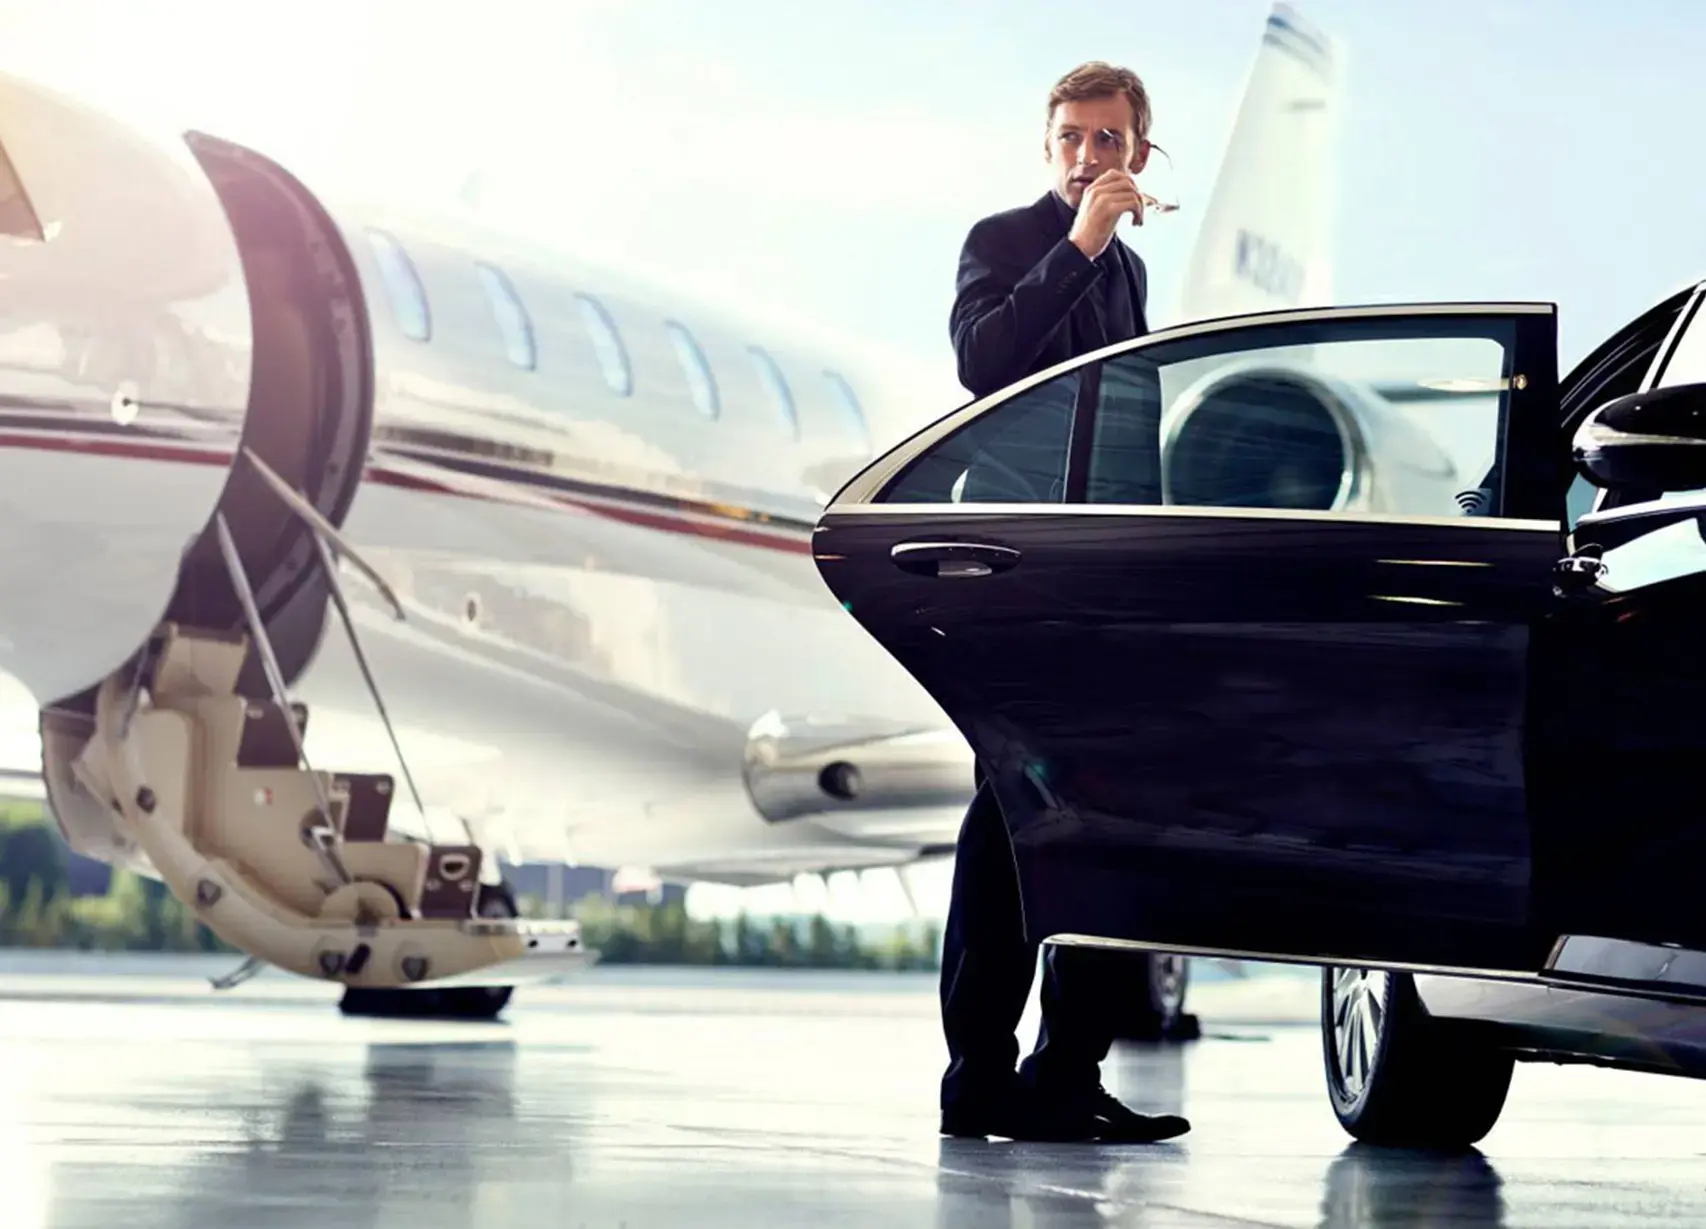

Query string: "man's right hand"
[[1068, 169, 1145, 261]]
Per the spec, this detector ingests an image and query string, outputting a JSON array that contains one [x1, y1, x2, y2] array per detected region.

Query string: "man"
[[937, 61, 1191, 1145]]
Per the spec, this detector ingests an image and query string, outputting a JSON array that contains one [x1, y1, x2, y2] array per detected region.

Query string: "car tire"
[[338, 882, 518, 1021], [1321, 966, 1512, 1148], [1109, 952, 1201, 1042]]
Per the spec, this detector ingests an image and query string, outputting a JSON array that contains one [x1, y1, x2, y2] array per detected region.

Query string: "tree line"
[[0, 803, 940, 970]]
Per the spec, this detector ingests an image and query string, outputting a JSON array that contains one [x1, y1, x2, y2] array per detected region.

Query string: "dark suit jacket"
[[950, 190, 1149, 400]]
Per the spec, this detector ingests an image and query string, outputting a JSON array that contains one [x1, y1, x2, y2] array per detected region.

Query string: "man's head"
[[1044, 61, 1152, 209]]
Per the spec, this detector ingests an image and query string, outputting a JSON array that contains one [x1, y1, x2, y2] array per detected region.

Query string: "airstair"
[[62, 447, 587, 992]]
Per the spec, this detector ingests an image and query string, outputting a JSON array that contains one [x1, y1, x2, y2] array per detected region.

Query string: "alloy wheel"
[[1153, 954, 1188, 1014], [1330, 967, 1391, 1101]]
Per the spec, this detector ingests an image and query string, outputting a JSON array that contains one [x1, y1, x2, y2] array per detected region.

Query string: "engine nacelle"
[[741, 710, 976, 843], [1159, 363, 1471, 518]]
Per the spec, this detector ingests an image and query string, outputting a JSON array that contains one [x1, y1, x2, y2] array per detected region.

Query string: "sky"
[[9, 0, 1706, 373], [5, 0, 1706, 923]]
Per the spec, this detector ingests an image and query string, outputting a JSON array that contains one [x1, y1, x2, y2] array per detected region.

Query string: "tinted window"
[[749, 347, 798, 436], [823, 371, 870, 452], [366, 230, 431, 342], [475, 262, 536, 370], [880, 370, 1079, 504], [664, 321, 719, 419], [1090, 324, 1515, 517], [576, 294, 632, 396]]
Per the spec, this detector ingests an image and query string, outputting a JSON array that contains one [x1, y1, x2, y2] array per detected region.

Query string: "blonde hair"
[[1047, 61, 1153, 143]]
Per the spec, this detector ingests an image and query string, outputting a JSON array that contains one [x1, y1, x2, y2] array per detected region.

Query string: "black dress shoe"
[[1066, 1085, 1191, 1144]]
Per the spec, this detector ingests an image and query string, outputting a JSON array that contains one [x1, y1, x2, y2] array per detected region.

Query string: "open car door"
[[814, 302, 1572, 979]]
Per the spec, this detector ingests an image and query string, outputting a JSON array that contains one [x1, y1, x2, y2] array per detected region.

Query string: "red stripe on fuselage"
[[0, 430, 816, 557]]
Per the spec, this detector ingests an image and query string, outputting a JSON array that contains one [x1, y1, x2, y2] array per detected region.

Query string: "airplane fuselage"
[[3, 75, 975, 894]]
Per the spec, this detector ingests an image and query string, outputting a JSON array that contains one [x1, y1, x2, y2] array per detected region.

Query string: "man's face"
[[1045, 94, 1148, 209]]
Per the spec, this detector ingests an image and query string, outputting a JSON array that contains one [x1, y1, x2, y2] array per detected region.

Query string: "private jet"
[[0, 2, 1340, 1021]]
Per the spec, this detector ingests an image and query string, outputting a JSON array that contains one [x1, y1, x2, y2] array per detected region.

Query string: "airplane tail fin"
[[1174, 2, 1342, 325]]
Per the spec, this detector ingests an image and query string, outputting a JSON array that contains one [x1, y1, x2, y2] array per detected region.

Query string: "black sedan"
[[813, 282, 1706, 1148]]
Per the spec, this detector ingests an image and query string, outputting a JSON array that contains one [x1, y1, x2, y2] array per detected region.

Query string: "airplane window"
[[749, 347, 798, 436], [475, 262, 536, 370], [365, 229, 431, 342], [0, 138, 44, 241], [823, 370, 871, 453], [664, 320, 719, 419], [576, 294, 632, 396], [879, 370, 1079, 503]]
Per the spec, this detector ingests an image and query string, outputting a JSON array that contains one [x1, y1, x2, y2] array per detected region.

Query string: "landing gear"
[[339, 882, 520, 1021], [1109, 952, 1201, 1042]]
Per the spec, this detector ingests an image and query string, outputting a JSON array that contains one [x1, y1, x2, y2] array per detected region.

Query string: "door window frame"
[[835, 301, 1562, 522]]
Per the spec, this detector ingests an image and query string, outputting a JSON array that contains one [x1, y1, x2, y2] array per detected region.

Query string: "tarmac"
[[0, 952, 1699, 1227]]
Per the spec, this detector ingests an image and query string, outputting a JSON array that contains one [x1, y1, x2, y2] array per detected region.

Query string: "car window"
[[1088, 327, 1515, 517], [879, 369, 1080, 504]]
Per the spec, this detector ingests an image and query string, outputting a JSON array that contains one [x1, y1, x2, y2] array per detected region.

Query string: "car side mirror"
[[1573, 382, 1706, 491]]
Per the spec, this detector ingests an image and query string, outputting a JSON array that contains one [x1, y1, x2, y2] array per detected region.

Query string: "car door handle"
[[890, 540, 1021, 578]]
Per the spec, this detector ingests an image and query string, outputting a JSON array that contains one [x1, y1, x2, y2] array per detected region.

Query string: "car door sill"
[[1045, 934, 1541, 983]]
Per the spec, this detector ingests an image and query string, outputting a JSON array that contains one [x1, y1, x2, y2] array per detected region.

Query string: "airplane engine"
[[1159, 364, 1470, 518], [741, 710, 976, 844]]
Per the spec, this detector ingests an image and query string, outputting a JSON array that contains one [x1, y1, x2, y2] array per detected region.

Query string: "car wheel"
[[1108, 952, 1200, 1041], [1322, 967, 1513, 1148], [1152, 953, 1189, 1019], [338, 882, 518, 1021]]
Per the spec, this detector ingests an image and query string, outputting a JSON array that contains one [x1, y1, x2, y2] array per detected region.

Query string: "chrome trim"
[[819, 501, 1560, 533], [1044, 932, 1543, 984]]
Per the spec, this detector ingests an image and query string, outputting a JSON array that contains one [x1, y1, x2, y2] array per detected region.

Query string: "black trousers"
[[938, 780, 1116, 1110]]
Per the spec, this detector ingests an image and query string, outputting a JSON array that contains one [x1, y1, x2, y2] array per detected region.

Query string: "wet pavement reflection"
[[0, 967, 1697, 1227]]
